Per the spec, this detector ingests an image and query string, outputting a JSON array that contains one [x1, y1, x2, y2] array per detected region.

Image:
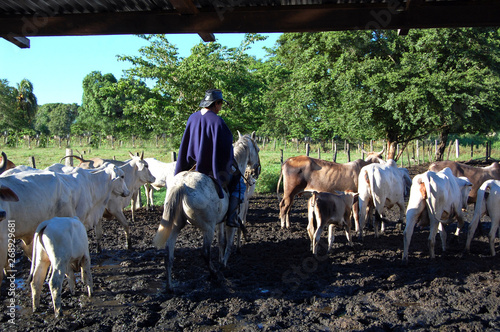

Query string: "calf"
[[307, 191, 355, 255], [357, 160, 411, 240], [402, 168, 472, 263], [28, 217, 93, 317], [465, 180, 500, 256]]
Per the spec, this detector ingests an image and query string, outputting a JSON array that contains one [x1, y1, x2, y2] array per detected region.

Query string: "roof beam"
[[1, 35, 30, 48], [169, 0, 216, 42], [1, 3, 500, 37]]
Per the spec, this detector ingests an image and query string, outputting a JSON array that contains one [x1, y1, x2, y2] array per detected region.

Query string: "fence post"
[[65, 148, 73, 166], [455, 139, 459, 159], [416, 140, 420, 165], [333, 142, 337, 162], [306, 143, 310, 156], [171, 151, 177, 162], [318, 147, 321, 159], [280, 149, 284, 165], [347, 143, 351, 162], [29, 156, 36, 168]]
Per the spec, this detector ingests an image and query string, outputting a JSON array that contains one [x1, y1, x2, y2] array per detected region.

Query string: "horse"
[[153, 131, 260, 291]]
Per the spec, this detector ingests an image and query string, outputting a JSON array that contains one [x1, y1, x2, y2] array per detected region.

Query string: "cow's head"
[[128, 152, 156, 184], [105, 164, 130, 198], [0, 185, 19, 222], [362, 146, 385, 164]]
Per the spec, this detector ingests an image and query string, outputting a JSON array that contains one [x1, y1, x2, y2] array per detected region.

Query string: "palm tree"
[[16, 79, 37, 129]]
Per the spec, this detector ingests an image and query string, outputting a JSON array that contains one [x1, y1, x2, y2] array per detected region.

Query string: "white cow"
[[357, 160, 411, 240], [465, 179, 500, 256], [142, 158, 176, 210], [306, 191, 356, 255], [0, 163, 129, 282], [403, 168, 472, 263], [28, 217, 93, 317], [101, 153, 155, 250]]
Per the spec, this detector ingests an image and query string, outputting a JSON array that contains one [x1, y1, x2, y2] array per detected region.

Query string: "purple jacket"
[[174, 110, 234, 198]]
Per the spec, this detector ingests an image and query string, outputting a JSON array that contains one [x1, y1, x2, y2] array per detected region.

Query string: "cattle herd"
[[0, 146, 499, 321]]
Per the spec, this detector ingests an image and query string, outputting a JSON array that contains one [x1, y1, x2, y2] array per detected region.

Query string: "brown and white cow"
[[277, 148, 384, 228], [307, 191, 356, 255], [429, 161, 500, 204], [402, 168, 472, 263]]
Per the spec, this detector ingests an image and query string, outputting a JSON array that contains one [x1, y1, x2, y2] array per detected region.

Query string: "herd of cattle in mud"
[[0, 138, 499, 319]]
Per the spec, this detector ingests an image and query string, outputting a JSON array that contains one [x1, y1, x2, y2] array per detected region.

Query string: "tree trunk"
[[386, 140, 398, 160], [435, 130, 449, 161]]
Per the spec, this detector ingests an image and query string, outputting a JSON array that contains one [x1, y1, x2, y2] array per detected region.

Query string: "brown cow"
[[277, 148, 384, 228], [428, 161, 500, 204], [307, 191, 356, 255]]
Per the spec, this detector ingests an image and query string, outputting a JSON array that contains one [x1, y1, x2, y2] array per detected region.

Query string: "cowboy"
[[174, 89, 246, 228]]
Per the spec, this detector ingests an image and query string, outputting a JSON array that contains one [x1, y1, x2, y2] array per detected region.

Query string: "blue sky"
[[0, 33, 281, 105]]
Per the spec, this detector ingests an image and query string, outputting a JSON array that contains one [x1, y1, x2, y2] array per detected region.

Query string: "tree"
[[15, 79, 38, 130], [0, 79, 17, 132], [35, 103, 78, 137]]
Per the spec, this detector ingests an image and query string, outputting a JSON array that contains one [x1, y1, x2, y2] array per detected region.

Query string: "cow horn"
[[140, 151, 144, 160], [238, 130, 242, 139], [379, 145, 386, 155], [128, 151, 135, 158], [361, 148, 368, 155], [0, 152, 6, 174]]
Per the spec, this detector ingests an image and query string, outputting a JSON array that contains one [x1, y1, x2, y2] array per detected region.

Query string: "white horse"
[[153, 132, 260, 291]]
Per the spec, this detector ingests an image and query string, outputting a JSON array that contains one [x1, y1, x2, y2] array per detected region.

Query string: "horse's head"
[[235, 131, 261, 180]]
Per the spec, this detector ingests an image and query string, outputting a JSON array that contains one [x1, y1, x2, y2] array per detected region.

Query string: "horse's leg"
[[164, 222, 182, 292], [222, 226, 237, 268], [202, 229, 219, 283]]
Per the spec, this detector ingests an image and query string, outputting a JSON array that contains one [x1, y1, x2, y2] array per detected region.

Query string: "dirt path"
[[1, 163, 500, 331]]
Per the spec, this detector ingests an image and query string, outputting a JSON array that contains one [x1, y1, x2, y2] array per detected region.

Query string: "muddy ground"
[[1, 163, 500, 331]]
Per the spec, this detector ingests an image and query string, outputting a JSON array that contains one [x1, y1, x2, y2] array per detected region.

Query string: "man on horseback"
[[174, 89, 246, 229]]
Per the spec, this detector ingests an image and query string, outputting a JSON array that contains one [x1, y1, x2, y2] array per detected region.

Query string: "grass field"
[[1, 137, 497, 206]]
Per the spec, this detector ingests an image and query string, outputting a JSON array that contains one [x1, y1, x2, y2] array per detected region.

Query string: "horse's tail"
[[153, 183, 185, 249], [276, 163, 284, 202]]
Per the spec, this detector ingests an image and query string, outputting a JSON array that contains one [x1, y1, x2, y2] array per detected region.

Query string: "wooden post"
[[347, 143, 351, 162], [333, 142, 337, 162], [318, 148, 321, 159], [280, 149, 284, 165], [171, 151, 177, 162], [455, 139, 459, 159], [471, 144, 474, 158], [416, 140, 420, 165], [306, 143, 310, 156], [361, 142, 365, 159], [370, 140, 373, 152], [29, 156, 36, 168], [435, 139, 438, 157], [65, 148, 73, 166]]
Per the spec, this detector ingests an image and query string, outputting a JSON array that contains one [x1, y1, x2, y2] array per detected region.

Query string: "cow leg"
[[49, 263, 65, 317], [488, 214, 499, 256], [30, 258, 50, 313], [313, 222, 325, 256], [438, 222, 447, 252], [374, 213, 383, 238], [113, 210, 131, 250], [307, 206, 316, 252], [95, 221, 104, 253], [428, 220, 440, 259], [402, 212, 418, 264], [66, 263, 76, 295], [144, 184, 151, 210], [327, 224, 335, 253], [81, 255, 93, 297], [279, 195, 294, 229], [397, 200, 406, 230]]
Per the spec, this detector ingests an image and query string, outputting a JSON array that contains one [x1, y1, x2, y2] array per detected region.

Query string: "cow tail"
[[470, 180, 491, 232], [423, 172, 443, 224], [153, 183, 185, 249], [276, 164, 284, 202], [27, 221, 49, 284], [310, 191, 318, 208]]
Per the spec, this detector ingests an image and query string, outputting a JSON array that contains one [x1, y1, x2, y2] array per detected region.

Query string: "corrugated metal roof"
[[1, 0, 499, 48]]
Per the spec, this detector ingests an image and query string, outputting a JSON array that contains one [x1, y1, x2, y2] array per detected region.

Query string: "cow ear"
[[0, 186, 19, 202], [251, 131, 256, 140]]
